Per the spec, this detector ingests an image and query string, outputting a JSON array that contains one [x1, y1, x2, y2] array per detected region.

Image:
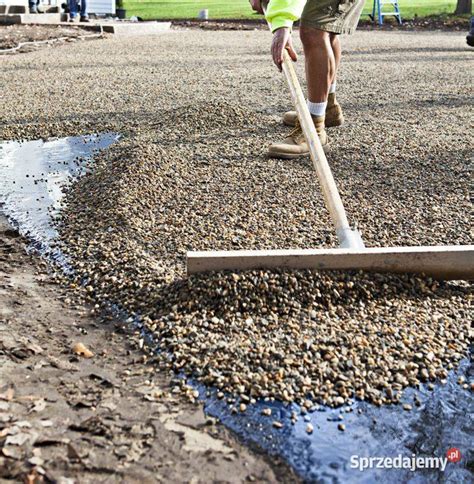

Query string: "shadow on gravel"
[[346, 96, 472, 110], [347, 47, 471, 55], [345, 54, 471, 63], [151, 269, 468, 319]]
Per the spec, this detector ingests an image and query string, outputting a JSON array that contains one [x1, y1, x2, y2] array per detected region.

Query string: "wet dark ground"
[[0, 135, 472, 483]]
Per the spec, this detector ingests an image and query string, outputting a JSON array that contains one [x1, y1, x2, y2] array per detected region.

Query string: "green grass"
[[121, 1, 251, 19], [120, 0, 461, 21]]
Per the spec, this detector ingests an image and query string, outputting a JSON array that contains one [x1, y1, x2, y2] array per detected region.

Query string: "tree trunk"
[[454, 0, 472, 15]]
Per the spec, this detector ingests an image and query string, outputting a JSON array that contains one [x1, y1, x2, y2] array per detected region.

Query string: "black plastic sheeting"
[[0, 133, 119, 265], [201, 360, 472, 482], [0, 135, 472, 483]]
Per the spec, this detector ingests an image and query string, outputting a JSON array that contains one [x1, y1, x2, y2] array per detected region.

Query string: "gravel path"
[[1, 29, 472, 411]]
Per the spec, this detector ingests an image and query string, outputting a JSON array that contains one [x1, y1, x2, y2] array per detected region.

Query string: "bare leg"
[[330, 33, 341, 85], [300, 26, 335, 103], [270, 26, 333, 156]]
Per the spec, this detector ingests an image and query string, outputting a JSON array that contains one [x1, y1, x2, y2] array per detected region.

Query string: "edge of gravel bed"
[[170, 15, 470, 31]]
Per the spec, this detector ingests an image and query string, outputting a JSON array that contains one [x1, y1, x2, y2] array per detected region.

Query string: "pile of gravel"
[[56, 101, 471, 408], [149, 270, 470, 407]]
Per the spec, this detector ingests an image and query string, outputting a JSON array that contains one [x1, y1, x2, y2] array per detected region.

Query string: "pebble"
[[306, 423, 314, 434], [337, 424, 345, 431], [72, 342, 93, 358]]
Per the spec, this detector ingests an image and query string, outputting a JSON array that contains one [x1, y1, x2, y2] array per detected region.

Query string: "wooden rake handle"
[[279, 49, 352, 237]]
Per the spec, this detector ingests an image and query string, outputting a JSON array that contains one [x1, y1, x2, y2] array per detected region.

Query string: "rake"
[[186, 14, 473, 281]]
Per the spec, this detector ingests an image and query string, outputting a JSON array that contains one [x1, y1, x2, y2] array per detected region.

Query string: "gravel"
[[1, 28, 472, 408]]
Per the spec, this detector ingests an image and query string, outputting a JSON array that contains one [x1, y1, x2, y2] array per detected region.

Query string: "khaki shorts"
[[301, 0, 365, 35]]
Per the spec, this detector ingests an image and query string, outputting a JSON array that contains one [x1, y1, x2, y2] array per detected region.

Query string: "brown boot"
[[282, 94, 344, 128], [268, 116, 329, 159], [325, 93, 344, 127]]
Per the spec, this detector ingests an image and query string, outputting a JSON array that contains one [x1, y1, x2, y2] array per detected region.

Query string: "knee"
[[300, 26, 329, 49]]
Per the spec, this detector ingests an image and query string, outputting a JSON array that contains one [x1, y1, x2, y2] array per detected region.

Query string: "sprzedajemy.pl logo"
[[350, 448, 462, 472]]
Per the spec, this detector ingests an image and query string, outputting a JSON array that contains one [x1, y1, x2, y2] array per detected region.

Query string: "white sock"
[[307, 100, 327, 117], [329, 82, 337, 94]]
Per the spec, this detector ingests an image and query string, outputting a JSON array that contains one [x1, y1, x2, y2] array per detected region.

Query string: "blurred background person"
[[68, 0, 89, 22]]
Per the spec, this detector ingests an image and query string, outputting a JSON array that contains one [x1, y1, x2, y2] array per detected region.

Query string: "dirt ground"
[[0, 25, 102, 52], [1, 14, 470, 54], [176, 15, 471, 31], [0, 214, 297, 483]]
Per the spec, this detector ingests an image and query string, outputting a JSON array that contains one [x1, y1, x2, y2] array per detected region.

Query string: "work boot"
[[80, 16, 90, 22], [268, 116, 329, 159], [282, 93, 344, 128]]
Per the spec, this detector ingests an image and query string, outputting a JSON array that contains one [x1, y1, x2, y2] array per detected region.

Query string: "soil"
[[173, 15, 471, 32], [0, 214, 297, 483], [0, 25, 101, 52], [1, 13, 470, 54]]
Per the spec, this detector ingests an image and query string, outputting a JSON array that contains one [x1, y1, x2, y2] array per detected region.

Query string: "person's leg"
[[68, 0, 77, 19], [300, 26, 334, 104], [29, 0, 38, 13], [282, 28, 343, 128], [329, 33, 341, 88], [326, 33, 344, 127], [80, 0, 89, 20], [268, 26, 331, 159]]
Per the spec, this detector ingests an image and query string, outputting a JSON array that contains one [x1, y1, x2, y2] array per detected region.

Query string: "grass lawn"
[[120, 0, 461, 21]]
